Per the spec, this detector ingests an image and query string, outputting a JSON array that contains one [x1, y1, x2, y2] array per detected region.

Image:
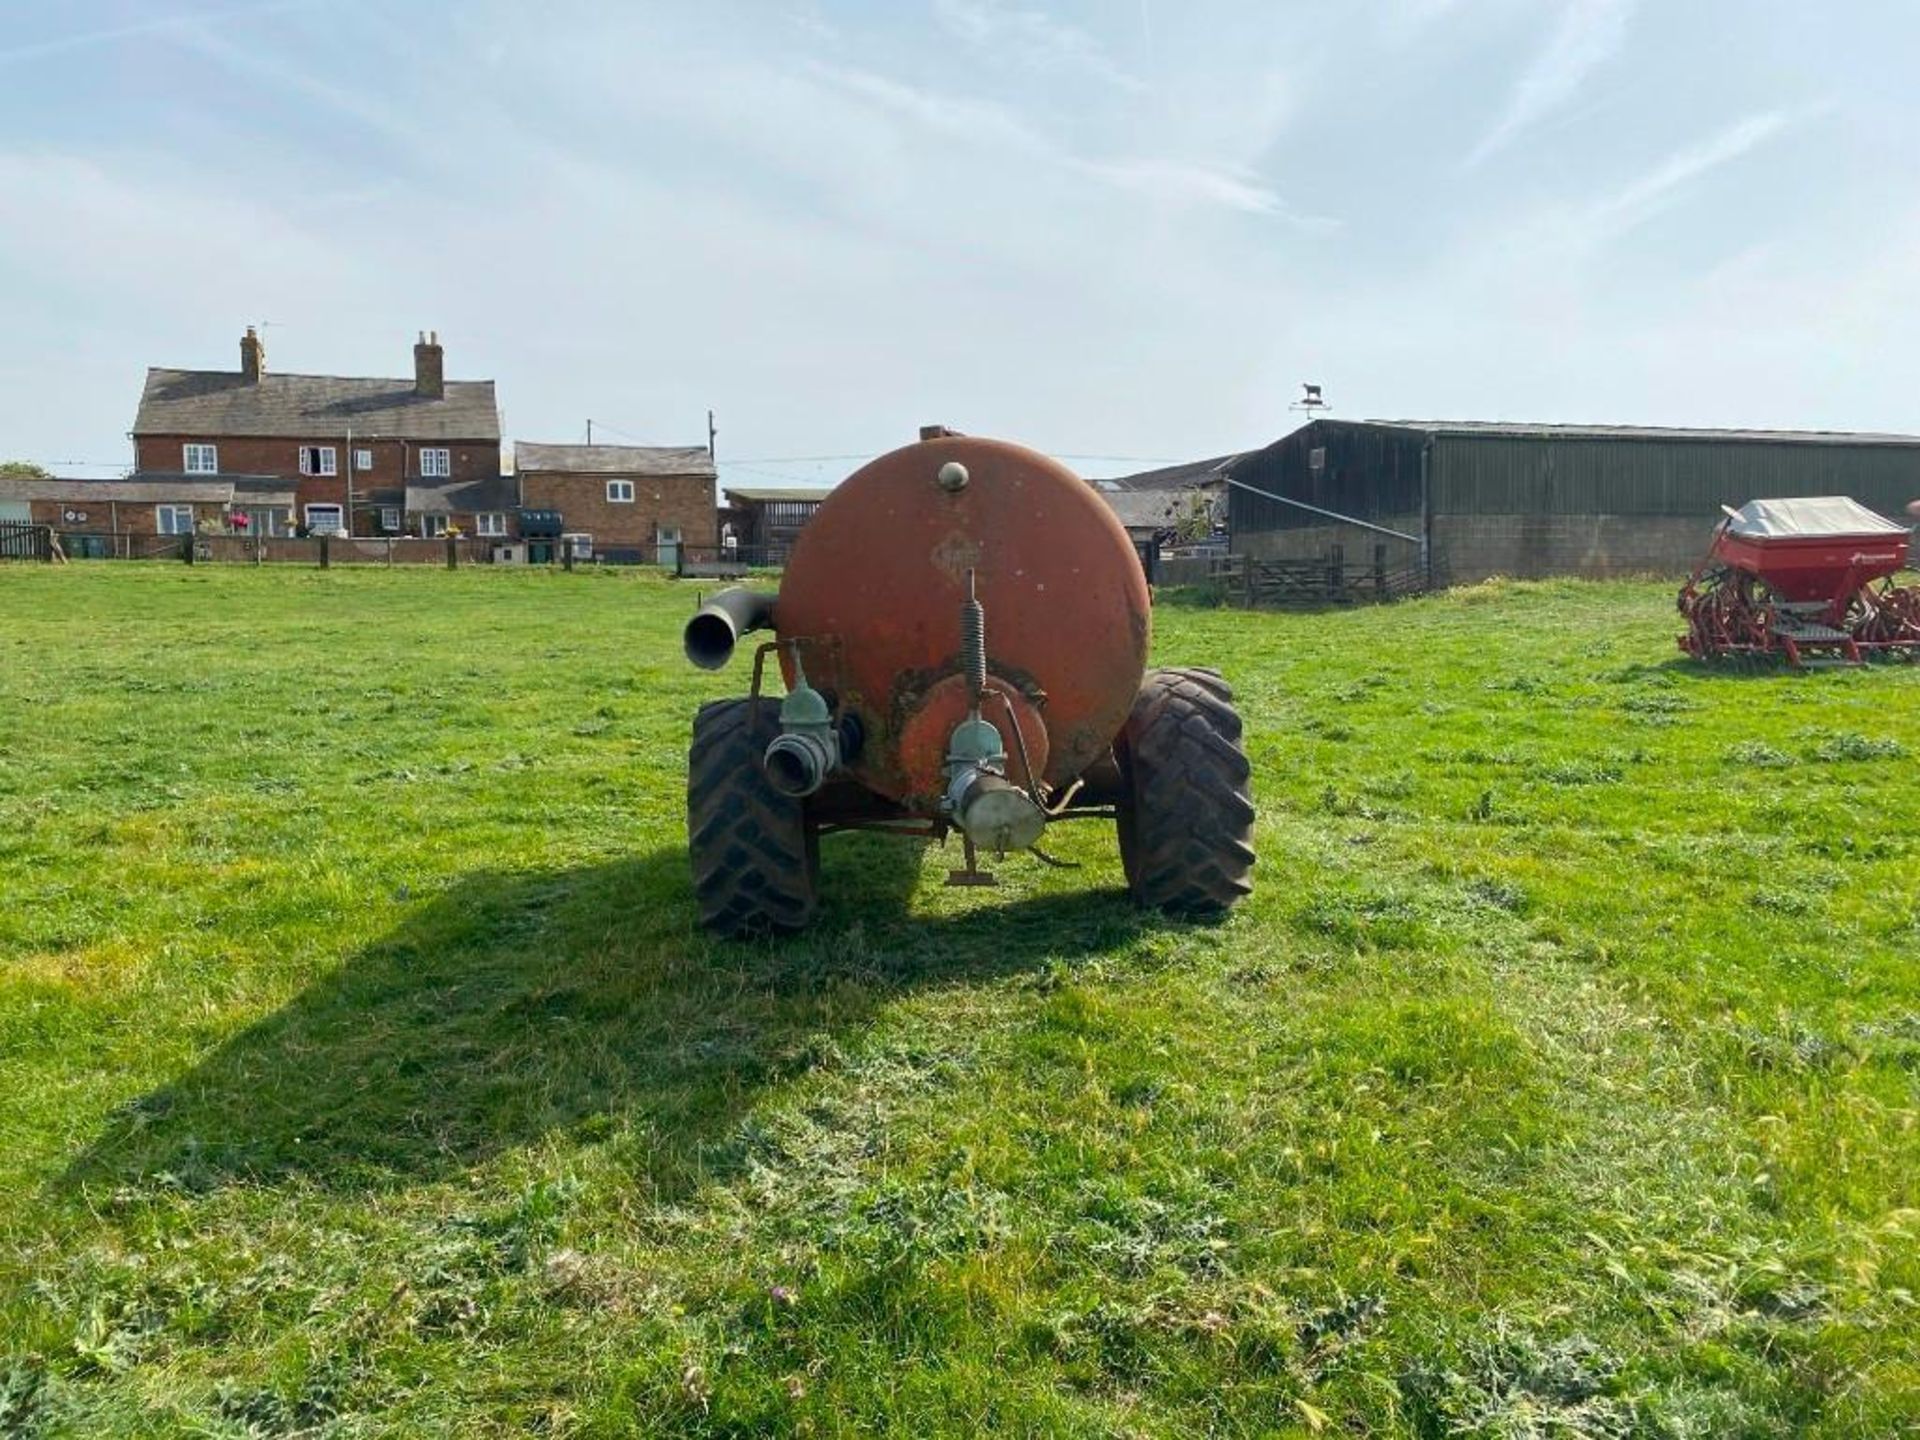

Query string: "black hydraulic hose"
[[684, 587, 777, 670]]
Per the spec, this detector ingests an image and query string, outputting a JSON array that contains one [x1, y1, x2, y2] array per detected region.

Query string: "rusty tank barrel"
[[683, 431, 1256, 935], [775, 436, 1151, 809], [684, 586, 776, 671]]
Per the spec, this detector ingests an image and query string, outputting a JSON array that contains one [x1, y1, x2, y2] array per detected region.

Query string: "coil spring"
[[962, 594, 987, 701]]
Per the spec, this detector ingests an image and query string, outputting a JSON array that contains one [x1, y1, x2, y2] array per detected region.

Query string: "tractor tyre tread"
[[1115, 665, 1255, 915], [688, 698, 817, 936]]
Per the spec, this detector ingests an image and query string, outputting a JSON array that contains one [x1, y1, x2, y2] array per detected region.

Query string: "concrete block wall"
[[1235, 513, 1722, 585]]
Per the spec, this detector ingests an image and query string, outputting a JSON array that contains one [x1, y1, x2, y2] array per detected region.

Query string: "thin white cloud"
[[932, 0, 1144, 91], [1468, 0, 1635, 167], [811, 62, 1321, 222], [0, 0, 318, 68], [1589, 107, 1809, 236]]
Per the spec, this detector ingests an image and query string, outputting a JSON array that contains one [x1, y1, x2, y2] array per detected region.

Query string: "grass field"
[[1, 564, 1917, 1437]]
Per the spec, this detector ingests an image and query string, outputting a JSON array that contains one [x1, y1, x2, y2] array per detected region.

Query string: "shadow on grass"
[[66, 834, 1171, 1199]]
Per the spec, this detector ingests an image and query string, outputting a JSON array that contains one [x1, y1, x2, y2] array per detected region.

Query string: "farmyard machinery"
[[1678, 497, 1920, 666], [683, 433, 1256, 935]]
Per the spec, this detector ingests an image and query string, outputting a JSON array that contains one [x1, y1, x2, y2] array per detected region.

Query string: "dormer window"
[[183, 443, 217, 473]]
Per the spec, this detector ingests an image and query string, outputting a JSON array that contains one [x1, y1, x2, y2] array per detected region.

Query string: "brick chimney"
[[240, 325, 265, 384], [414, 330, 444, 399]]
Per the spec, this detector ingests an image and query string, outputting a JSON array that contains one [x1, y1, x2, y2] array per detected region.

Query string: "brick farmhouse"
[[131, 328, 501, 538], [4, 329, 733, 563]]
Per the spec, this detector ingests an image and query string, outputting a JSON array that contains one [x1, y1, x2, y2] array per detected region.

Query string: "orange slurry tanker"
[[683, 432, 1255, 936]]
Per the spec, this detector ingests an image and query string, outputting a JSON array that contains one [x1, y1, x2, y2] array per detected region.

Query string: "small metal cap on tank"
[[937, 461, 970, 493]]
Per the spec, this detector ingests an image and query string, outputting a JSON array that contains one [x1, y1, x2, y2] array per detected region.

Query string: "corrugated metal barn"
[[1229, 419, 1920, 584]]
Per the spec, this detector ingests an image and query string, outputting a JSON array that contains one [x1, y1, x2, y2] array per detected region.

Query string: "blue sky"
[[0, 0, 1911, 484]]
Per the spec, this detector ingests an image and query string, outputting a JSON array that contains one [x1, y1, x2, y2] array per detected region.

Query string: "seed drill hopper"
[[1678, 497, 1920, 666], [682, 433, 1257, 936]]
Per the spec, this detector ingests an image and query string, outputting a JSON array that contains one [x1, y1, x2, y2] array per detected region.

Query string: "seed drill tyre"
[[1115, 666, 1256, 914], [689, 698, 818, 936]]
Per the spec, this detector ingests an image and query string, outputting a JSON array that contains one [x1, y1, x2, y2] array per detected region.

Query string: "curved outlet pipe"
[[684, 587, 777, 670]]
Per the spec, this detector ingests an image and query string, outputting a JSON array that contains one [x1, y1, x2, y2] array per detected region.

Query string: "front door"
[[657, 525, 681, 569]]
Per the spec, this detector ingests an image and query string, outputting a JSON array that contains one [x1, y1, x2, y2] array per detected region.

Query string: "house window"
[[183, 443, 217, 473], [156, 504, 195, 535], [562, 532, 593, 561], [298, 445, 337, 476], [246, 506, 292, 537], [379, 506, 401, 532], [421, 514, 449, 538], [356, 448, 374, 472], [420, 448, 451, 478], [304, 503, 345, 535], [606, 479, 635, 503], [476, 511, 507, 537]]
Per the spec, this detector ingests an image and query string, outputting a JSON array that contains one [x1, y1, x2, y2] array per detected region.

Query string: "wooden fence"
[[0, 520, 54, 561], [1159, 544, 1430, 608]]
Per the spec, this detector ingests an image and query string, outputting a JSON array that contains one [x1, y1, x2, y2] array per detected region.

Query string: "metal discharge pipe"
[[684, 587, 777, 670]]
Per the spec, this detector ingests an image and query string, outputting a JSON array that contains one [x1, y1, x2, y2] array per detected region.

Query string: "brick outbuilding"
[[515, 442, 717, 565]]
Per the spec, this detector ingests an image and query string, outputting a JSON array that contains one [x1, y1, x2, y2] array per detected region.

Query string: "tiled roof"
[[515, 442, 715, 477], [0, 473, 291, 505], [135, 368, 500, 441], [404, 476, 520, 513]]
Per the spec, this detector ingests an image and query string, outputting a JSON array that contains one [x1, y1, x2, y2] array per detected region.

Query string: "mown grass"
[[1, 564, 1916, 1437]]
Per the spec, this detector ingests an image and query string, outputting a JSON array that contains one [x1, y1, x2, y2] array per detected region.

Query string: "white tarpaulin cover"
[[1723, 497, 1910, 539]]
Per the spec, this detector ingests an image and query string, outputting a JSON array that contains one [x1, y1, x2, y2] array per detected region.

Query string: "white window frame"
[[378, 506, 401, 532], [183, 443, 217, 474], [476, 511, 507, 537], [562, 532, 593, 561], [298, 445, 337, 476], [156, 503, 194, 535], [355, 448, 374, 472], [304, 503, 346, 535], [606, 479, 635, 503], [421, 514, 450, 538], [420, 447, 451, 479]]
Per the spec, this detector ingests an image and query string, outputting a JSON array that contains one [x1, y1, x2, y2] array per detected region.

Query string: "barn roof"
[[723, 487, 834, 504], [1355, 419, 1920, 447], [1095, 454, 1244, 489]]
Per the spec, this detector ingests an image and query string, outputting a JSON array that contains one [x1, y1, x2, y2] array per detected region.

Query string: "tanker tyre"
[[689, 698, 818, 937], [1115, 666, 1255, 915]]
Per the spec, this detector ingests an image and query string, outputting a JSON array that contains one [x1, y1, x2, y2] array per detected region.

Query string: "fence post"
[[181, 533, 194, 565], [563, 537, 574, 572], [1328, 544, 1343, 599], [1374, 543, 1387, 598], [446, 535, 457, 570], [319, 535, 330, 569], [675, 543, 686, 579]]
